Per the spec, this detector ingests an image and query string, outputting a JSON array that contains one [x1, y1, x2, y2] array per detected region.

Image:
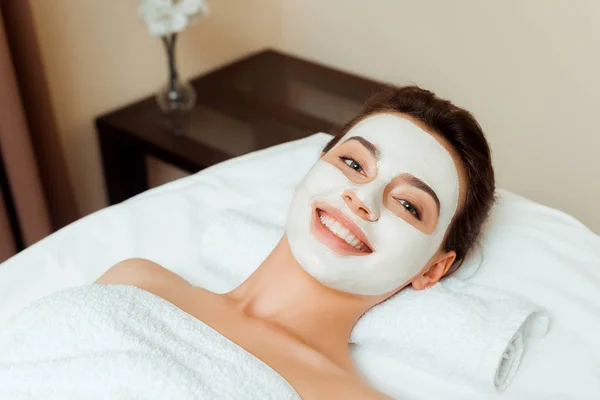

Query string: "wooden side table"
[[95, 49, 383, 205]]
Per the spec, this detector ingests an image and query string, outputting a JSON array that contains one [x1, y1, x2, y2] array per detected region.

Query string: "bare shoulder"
[[95, 258, 191, 291]]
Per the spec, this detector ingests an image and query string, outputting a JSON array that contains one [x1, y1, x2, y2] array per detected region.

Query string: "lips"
[[311, 202, 374, 256]]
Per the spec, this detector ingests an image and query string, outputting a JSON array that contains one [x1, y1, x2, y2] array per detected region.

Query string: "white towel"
[[199, 209, 550, 391], [350, 277, 549, 391], [0, 284, 300, 400]]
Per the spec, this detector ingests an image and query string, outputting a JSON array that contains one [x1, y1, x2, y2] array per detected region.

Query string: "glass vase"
[[156, 33, 196, 136]]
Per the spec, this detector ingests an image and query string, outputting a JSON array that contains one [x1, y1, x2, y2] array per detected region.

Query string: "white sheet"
[[1, 133, 599, 399]]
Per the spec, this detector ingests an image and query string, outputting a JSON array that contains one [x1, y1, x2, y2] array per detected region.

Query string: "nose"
[[342, 189, 379, 222]]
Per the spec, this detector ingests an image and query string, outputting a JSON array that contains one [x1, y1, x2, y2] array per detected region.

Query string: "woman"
[[1, 86, 495, 399]]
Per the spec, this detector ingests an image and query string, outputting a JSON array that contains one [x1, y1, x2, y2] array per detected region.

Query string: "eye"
[[339, 157, 365, 174], [398, 199, 421, 220]]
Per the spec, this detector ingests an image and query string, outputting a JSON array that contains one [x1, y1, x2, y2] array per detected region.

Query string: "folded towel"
[[199, 209, 550, 391], [0, 284, 300, 399]]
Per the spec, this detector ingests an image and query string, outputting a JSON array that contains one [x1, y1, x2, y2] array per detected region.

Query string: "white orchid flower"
[[139, 0, 209, 37]]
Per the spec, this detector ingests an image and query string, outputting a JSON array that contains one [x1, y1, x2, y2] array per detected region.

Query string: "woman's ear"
[[411, 251, 456, 290]]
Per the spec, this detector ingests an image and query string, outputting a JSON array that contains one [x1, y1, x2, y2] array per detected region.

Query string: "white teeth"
[[330, 221, 342, 234], [338, 227, 350, 240], [318, 211, 367, 251], [343, 233, 356, 245]]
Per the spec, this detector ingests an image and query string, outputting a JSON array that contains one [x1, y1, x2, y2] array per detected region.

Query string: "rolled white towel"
[[199, 209, 550, 391], [350, 277, 549, 391]]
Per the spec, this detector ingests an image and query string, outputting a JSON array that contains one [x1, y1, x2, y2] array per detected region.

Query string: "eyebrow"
[[402, 174, 441, 216], [342, 136, 380, 160]]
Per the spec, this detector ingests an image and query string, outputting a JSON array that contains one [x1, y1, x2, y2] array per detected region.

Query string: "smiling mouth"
[[312, 206, 374, 255]]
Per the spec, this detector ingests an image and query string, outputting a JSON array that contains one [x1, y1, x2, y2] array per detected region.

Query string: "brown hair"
[[324, 85, 495, 275]]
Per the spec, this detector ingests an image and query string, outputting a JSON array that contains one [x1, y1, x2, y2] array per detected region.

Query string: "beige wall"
[[30, 0, 600, 232], [280, 0, 600, 232], [29, 0, 282, 214]]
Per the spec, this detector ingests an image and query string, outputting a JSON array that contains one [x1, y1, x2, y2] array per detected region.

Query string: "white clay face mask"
[[285, 113, 460, 296]]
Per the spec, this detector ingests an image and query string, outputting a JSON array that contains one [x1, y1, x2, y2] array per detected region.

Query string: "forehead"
[[341, 114, 454, 169], [344, 114, 442, 155]]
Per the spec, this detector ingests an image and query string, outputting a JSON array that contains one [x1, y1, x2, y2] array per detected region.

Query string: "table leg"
[[97, 124, 148, 205]]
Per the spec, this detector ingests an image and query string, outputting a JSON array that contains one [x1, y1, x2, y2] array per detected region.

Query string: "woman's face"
[[285, 113, 464, 296]]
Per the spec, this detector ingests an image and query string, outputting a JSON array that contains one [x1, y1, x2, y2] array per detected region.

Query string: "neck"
[[225, 235, 373, 372]]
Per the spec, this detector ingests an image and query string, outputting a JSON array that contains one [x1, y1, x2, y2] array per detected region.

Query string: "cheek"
[[370, 212, 415, 253], [372, 207, 423, 244], [302, 161, 353, 195], [367, 210, 439, 274]]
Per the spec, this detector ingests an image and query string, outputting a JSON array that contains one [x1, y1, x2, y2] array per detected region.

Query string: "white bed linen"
[[1, 133, 599, 399]]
